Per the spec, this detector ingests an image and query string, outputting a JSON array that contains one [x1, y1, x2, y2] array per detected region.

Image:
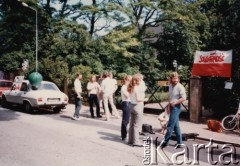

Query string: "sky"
[[48, 0, 121, 36]]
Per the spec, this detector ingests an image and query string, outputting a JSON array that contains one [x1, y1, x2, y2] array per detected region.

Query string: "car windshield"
[[31, 82, 59, 91]]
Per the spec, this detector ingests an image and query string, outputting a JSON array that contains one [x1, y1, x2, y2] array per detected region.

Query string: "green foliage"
[[71, 65, 92, 89], [37, 57, 69, 88], [39, 20, 91, 69], [157, 0, 209, 70], [199, 0, 240, 118], [202, 77, 240, 118]]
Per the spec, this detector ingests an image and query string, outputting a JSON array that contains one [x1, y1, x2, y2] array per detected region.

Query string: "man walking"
[[160, 72, 186, 148], [72, 73, 83, 120]]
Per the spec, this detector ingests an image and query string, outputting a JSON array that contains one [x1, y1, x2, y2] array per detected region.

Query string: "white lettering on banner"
[[193, 50, 232, 64]]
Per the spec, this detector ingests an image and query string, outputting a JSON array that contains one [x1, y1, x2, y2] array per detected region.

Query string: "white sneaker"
[[72, 116, 77, 120], [75, 117, 82, 120], [72, 116, 81, 120]]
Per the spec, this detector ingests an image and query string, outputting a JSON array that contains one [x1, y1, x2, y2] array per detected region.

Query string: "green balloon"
[[29, 72, 43, 87]]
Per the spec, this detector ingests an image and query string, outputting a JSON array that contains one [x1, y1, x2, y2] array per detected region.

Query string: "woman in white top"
[[120, 75, 132, 140], [87, 75, 102, 118], [128, 74, 145, 147]]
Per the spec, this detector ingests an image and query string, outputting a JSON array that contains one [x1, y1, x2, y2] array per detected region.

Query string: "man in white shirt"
[[101, 71, 120, 121], [72, 73, 83, 120], [108, 72, 118, 114], [136, 73, 147, 100]]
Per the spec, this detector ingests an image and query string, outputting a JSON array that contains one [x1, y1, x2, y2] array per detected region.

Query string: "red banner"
[[192, 50, 232, 78]]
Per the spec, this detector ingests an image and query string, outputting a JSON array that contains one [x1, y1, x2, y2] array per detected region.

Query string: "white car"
[[1, 77, 68, 113]]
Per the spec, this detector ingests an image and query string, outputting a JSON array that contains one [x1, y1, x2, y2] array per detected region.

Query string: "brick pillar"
[[189, 76, 202, 123]]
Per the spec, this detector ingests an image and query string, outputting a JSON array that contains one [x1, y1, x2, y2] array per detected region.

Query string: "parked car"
[[1, 76, 68, 113], [0, 79, 13, 99]]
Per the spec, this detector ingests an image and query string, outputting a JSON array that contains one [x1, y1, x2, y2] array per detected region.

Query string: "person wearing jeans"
[[73, 73, 83, 120], [121, 75, 132, 140], [160, 72, 186, 148]]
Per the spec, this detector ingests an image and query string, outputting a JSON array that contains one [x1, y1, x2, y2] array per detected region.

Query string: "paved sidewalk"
[[67, 103, 240, 147], [144, 113, 240, 147]]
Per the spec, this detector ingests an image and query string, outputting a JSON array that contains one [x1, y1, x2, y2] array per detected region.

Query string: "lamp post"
[[173, 60, 178, 72], [20, 1, 42, 87], [21, 1, 38, 72]]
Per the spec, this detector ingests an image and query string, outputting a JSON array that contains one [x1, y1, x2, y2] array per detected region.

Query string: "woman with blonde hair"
[[120, 75, 132, 140], [128, 74, 145, 147]]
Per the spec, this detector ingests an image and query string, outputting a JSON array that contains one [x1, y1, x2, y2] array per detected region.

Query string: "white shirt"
[[139, 80, 146, 99], [130, 86, 143, 104], [112, 78, 118, 92], [121, 85, 130, 102], [169, 83, 186, 103], [101, 77, 116, 96], [74, 79, 82, 95], [87, 82, 100, 95]]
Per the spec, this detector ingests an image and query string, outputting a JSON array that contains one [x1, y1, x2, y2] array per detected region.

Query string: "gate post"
[[189, 76, 202, 123]]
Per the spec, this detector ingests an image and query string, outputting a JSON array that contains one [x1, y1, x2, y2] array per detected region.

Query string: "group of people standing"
[[120, 73, 147, 147], [72, 71, 186, 149], [72, 71, 119, 120], [72, 71, 147, 147]]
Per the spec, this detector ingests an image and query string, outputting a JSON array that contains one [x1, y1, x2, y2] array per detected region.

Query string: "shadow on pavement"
[[77, 119, 120, 131], [2, 104, 59, 115], [98, 131, 123, 144], [0, 107, 20, 121]]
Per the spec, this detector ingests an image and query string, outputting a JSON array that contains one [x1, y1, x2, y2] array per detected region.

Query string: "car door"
[[7, 82, 24, 103], [13, 82, 29, 104]]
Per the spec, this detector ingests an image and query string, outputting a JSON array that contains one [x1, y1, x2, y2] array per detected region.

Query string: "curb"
[[195, 136, 240, 148]]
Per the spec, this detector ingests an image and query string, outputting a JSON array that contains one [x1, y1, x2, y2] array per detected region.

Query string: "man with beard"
[[160, 72, 186, 148]]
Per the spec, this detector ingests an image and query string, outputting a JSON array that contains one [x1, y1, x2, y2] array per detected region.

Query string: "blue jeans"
[[74, 94, 82, 118], [163, 104, 182, 145], [121, 101, 131, 139]]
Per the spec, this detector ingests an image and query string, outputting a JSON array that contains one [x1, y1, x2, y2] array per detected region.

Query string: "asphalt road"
[[0, 104, 239, 166]]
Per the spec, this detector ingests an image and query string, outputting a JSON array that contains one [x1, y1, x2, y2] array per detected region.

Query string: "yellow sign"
[[157, 80, 169, 86], [117, 80, 124, 86]]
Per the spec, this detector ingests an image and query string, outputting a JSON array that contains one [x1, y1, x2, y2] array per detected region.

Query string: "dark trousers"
[[88, 94, 100, 117], [121, 101, 131, 139], [74, 95, 82, 117]]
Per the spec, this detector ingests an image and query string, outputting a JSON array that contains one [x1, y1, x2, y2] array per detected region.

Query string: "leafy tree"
[[39, 20, 91, 70], [37, 57, 69, 89], [0, 0, 49, 72], [199, 0, 240, 117], [156, 0, 209, 70]]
